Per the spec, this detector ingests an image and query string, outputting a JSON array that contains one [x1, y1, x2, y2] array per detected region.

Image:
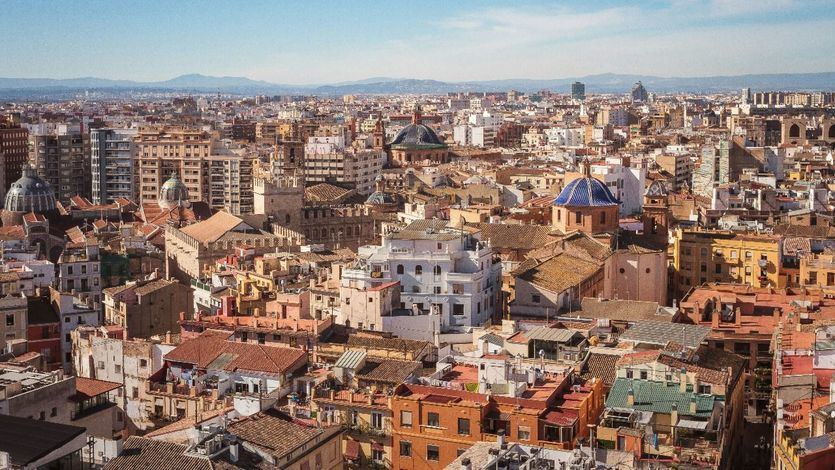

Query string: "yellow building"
[[800, 252, 835, 287], [672, 227, 784, 297], [313, 389, 392, 468]]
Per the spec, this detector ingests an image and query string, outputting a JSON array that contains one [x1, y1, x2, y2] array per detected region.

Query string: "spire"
[[582, 158, 592, 177]]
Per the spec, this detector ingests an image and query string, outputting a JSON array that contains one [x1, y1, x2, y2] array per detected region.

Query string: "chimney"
[[229, 442, 239, 463], [670, 402, 678, 426], [497, 429, 506, 448], [165, 331, 172, 344], [626, 388, 634, 406], [481, 339, 489, 356], [461, 458, 472, 470], [680, 371, 688, 393]]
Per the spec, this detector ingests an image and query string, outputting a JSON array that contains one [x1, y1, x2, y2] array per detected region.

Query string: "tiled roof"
[[606, 378, 715, 417], [619, 321, 710, 349], [474, 223, 556, 250], [73, 377, 121, 401], [515, 253, 601, 294], [226, 408, 339, 461], [104, 437, 211, 470], [179, 211, 249, 244], [356, 359, 423, 383], [580, 352, 619, 386], [305, 183, 352, 202], [164, 330, 306, 375], [578, 298, 661, 322], [346, 335, 430, 353], [553, 177, 619, 207]]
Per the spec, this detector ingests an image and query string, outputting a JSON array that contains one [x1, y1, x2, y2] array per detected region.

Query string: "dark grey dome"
[[389, 123, 446, 148], [4, 165, 56, 213], [365, 191, 396, 205], [158, 173, 189, 209]]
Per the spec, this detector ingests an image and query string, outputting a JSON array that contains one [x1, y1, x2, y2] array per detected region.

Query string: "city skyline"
[[3, 0, 835, 84]]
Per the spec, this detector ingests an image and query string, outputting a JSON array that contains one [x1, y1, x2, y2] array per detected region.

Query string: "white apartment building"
[[545, 127, 585, 148], [341, 222, 502, 332], [304, 135, 384, 195], [591, 156, 646, 216], [90, 128, 137, 204], [453, 112, 502, 147]]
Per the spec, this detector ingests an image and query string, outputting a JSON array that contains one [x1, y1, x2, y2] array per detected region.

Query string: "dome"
[[553, 177, 620, 207], [4, 165, 57, 213], [365, 191, 396, 205], [389, 123, 446, 148], [158, 173, 189, 210]]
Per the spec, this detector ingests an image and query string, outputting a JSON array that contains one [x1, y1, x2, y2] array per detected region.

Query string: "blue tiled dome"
[[389, 123, 446, 148], [553, 177, 620, 207]]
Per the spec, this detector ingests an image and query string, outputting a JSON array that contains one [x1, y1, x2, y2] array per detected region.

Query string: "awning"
[[345, 440, 360, 460], [372, 442, 385, 452], [677, 419, 709, 430]]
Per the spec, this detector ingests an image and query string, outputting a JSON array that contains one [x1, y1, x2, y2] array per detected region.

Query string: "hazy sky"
[[3, 0, 835, 84]]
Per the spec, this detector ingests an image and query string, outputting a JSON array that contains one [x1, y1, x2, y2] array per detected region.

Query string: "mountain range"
[[2, 72, 835, 97]]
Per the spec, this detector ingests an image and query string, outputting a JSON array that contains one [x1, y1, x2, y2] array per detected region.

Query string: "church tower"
[[642, 180, 670, 244], [372, 115, 385, 150]]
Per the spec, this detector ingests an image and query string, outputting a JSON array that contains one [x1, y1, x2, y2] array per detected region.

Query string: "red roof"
[[542, 409, 579, 426], [345, 439, 360, 460], [164, 330, 307, 375], [73, 377, 121, 401]]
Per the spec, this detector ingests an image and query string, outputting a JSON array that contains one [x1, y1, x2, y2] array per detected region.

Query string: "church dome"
[[389, 123, 446, 148], [158, 173, 189, 209], [4, 165, 56, 213], [365, 191, 396, 205], [553, 177, 620, 207]]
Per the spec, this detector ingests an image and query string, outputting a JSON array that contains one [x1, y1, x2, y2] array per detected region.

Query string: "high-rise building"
[[571, 81, 586, 100], [134, 127, 255, 214], [631, 81, 648, 103], [303, 135, 384, 195], [90, 128, 137, 204], [741, 87, 751, 104], [134, 127, 213, 206], [30, 124, 91, 204], [0, 114, 28, 202]]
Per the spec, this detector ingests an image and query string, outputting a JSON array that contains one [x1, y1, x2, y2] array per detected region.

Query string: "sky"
[[2, 0, 835, 84]]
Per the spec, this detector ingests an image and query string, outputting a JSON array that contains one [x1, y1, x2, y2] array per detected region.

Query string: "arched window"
[[396, 264, 404, 275], [415, 265, 423, 275], [789, 123, 801, 138], [433, 266, 442, 277]]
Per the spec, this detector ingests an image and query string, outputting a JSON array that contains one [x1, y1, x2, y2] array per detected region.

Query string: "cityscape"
[[3, 1, 835, 469]]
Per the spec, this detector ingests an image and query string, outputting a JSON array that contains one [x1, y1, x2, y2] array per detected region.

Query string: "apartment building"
[[0, 114, 28, 199], [671, 227, 784, 297], [304, 135, 385, 195], [103, 278, 192, 339], [90, 128, 137, 204], [30, 123, 91, 203], [340, 220, 502, 333]]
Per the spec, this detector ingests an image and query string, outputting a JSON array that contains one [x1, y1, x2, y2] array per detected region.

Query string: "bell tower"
[[642, 181, 670, 244], [372, 115, 385, 150]]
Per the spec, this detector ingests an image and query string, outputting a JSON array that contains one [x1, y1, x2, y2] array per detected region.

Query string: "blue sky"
[[2, 0, 835, 83]]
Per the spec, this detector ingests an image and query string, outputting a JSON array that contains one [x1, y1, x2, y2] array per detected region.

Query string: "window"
[[532, 294, 541, 304], [400, 410, 412, 427], [140, 359, 148, 368], [50, 407, 57, 417], [453, 304, 465, 315], [715, 264, 722, 274], [372, 448, 384, 462], [396, 264, 404, 275], [427, 412, 440, 427], [132, 387, 139, 399], [640, 370, 648, 380], [574, 211, 582, 224], [458, 417, 470, 435], [415, 265, 423, 275], [518, 426, 531, 441], [599, 211, 606, 224], [371, 412, 383, 430], [400, 441, 412, 457], [626, 370, 633, 379], [427, 445, 440, 461], [698, 384, 712, 394], [5, 314, 13, 326]]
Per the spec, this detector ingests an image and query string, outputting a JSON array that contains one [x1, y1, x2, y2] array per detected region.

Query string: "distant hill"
[[1, 71, 835, 97]]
